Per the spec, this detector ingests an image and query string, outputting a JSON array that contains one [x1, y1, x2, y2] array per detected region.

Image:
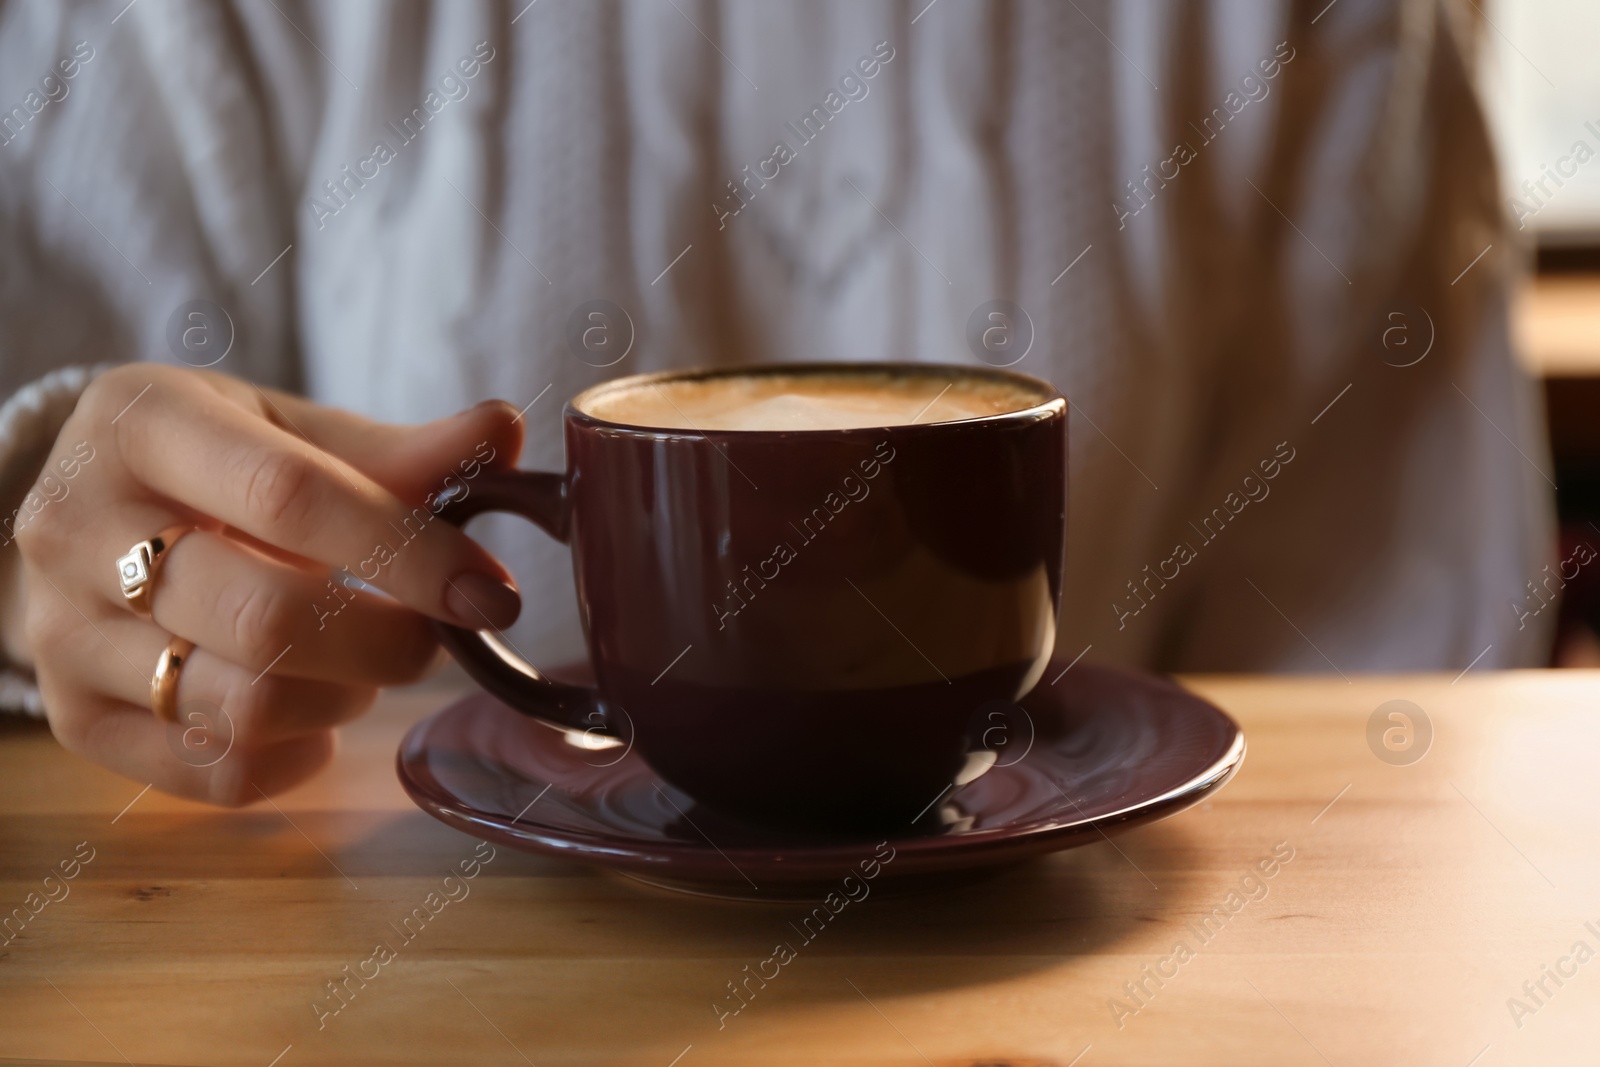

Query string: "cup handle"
[[431, 468, 615, 736]]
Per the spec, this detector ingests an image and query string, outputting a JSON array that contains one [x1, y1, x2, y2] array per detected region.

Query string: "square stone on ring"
[[117, 546, 151, 596]]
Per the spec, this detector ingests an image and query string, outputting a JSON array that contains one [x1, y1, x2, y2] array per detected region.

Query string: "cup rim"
[[565, 362, 1065, 437]]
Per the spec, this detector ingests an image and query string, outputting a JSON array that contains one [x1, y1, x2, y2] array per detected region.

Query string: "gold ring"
[[116, 524, 193, 616], [150, 636, 195, 723]]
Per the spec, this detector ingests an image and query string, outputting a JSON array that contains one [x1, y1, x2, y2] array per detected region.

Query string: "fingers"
[[143, 528, 439, 686], [44, 683, 336, 807], [29, 559, 366, 805], [105, 375, 521, 629], [20, 365, 524, 808], [49, 612, 376, 747]]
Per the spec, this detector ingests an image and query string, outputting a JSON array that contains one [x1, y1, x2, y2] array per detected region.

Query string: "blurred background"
[[1484, 0, 1600, 664]]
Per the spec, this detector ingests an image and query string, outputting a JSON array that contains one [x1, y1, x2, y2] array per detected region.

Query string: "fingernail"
[[445, 572, 521, 629]]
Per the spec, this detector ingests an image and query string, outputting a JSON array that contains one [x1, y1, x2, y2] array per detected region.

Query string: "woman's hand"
[[8, 364, 525, 805]]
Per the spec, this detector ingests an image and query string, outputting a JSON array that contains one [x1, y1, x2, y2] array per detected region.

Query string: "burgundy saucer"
[[396, 662, 1244, 900]]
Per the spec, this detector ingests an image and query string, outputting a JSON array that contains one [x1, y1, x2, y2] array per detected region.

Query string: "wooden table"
[[2, 670, 1597, 1066]]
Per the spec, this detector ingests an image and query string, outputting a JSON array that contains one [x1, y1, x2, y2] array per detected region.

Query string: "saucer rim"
[[396, 666, 1246, 874], [401, 733, 1245, 874]]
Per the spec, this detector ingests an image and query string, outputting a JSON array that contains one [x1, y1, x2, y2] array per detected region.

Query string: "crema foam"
[[580, 372, 1045, 432]]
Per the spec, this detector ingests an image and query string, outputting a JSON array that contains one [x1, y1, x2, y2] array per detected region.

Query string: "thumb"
[[235, 381, 527, 502], [371, 400, 526, 503]]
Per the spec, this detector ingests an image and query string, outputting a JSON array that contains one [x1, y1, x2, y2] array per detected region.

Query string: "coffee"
[[580, 371, 1045, 432]]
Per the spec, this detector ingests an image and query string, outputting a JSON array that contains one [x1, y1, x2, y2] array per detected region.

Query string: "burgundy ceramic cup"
[[434, 363, 1066, 831]]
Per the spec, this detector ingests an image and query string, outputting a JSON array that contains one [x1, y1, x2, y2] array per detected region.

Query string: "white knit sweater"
[[0, 0, 1554, 716]]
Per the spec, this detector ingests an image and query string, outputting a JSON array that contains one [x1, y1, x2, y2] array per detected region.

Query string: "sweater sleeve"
[[0, 364, 111, 716]]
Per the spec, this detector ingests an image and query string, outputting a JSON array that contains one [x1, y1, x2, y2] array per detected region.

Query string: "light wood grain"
[[2, 670, 1598, 1066]]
